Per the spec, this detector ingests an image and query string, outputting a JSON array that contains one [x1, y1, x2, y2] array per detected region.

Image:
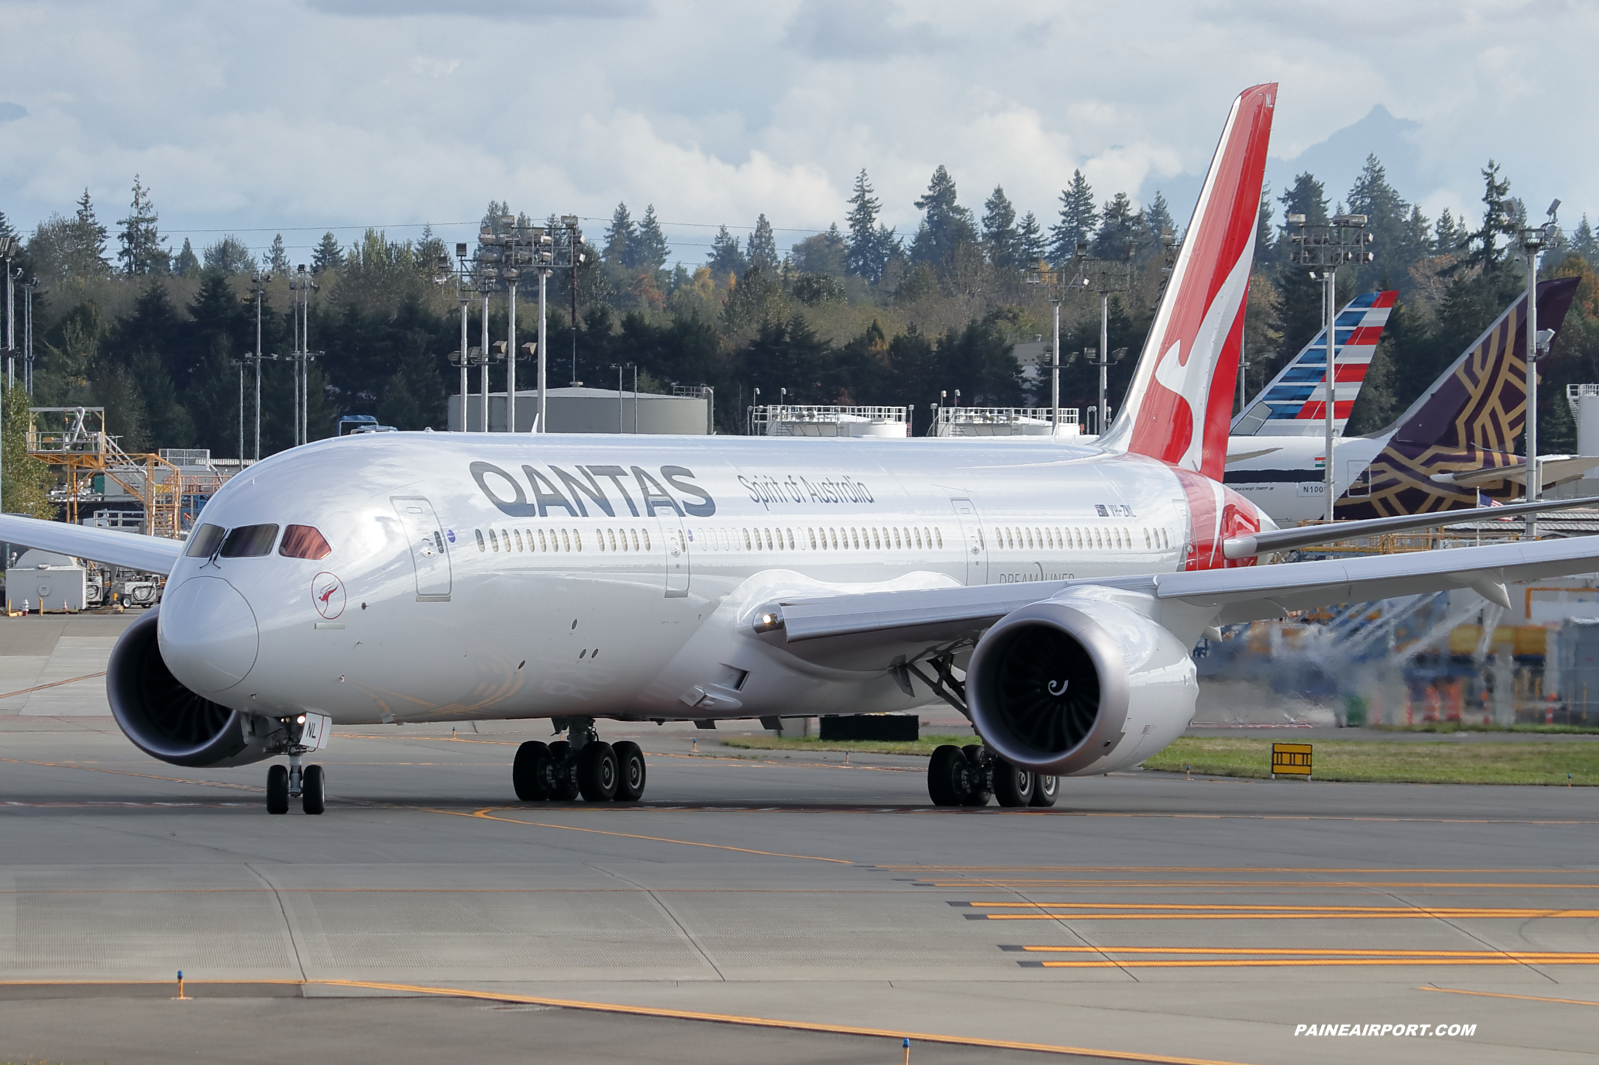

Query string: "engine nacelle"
[[107, 607, 268, 768], [967, 593, 1196, 776]]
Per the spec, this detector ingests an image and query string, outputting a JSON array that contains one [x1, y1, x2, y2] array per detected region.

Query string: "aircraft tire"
[[613, 741, 646, 801], [992, 758, 1034, 807], [927, 745, 966, 806], [547, 741, 580, 801], [960, 745, 992, 807], [302, 764, 326, 815], [577, 741, 619, 802], [266, 764, 289, 815], [1030, 775, 1059, 807], [513, 741, 553, 801]]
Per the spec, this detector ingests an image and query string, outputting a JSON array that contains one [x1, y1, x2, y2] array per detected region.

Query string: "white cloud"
[[2, 0, 1596, 267]]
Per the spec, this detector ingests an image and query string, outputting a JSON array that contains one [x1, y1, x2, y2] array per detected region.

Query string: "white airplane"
[[3, 83, 1595, 815]]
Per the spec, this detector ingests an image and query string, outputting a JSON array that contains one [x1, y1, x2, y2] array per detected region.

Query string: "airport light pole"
[[1287, 213, 1373, 521], [248, 272, 273, 461], [1070, 241, 1140, 434], [565, 216, 583, 386], [1521, 202, 1562, 539], [1, 236, 17, 389], [612, 364, 625, 433], [24, 277, 38, 394], [1025, 260, 1075, 436]]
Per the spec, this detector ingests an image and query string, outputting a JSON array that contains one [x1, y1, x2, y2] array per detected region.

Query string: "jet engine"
[[106, 607, 267, 768], [967, 593, 1196, 776]]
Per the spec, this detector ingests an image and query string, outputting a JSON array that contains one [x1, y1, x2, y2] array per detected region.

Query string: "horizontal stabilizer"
[[0, 515, 184, 575]]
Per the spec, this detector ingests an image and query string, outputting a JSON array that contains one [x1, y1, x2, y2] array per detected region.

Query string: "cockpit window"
[[219, 524, 280, 558], [185, 524, 226, 557], [279, 524, 332, 560]]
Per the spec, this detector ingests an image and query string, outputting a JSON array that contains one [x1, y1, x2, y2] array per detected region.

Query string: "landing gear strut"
[[928, 744, 1057, 808], [261, 715, 328, 815], [513, 718, 647, 803]]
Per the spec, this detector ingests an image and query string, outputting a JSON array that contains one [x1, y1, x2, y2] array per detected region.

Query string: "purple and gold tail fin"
[[1335, 277, 1580, 518]]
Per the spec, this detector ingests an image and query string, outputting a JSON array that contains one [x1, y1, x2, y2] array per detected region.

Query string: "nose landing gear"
[[257, 714, 330, 815], [512, 718, 647, 803]]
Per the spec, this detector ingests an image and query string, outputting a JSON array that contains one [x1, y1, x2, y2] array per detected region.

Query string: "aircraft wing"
[[0, 514, 184, 575], [1223, 496, 1599, 559], [753, 535, 1599, 667]]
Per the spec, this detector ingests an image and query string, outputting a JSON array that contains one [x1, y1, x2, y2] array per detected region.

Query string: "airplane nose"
[[157, 576, 260, 693]]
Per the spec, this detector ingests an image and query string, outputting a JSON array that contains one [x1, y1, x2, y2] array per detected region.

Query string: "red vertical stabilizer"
[[1100, 84, 1276, 483]]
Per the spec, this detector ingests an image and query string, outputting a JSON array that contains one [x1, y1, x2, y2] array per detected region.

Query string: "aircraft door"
[[656, 513, 690, 598], [391, 497, 452, 600], [949, 497, 988, 586]]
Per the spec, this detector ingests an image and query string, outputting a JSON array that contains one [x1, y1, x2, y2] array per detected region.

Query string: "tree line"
[[3, 154, 1599, 476]]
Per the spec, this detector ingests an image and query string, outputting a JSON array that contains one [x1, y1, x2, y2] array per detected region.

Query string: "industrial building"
[[449, 387, 711, 435]]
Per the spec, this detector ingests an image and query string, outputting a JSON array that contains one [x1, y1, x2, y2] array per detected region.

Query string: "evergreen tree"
[[72, 189, 111, 276], [1093, 192, 1142, 259], [706, 225, 746, 281], [1048, 169, 1096, 264], [116, 175, 169, 276], [174, 238, 201, 277], [1017, 211, 1045, 265], [981, 185, 1020, 269], [1469, 160, 1516, 269], [311, 231, 343, 273], [203, 235, 253, 276], [1572, 215, 1599, 269], [603, 203, 636, 268], [1145, 190, 1176, 246], [845, 169, 884, 281], [747, 214, 779, 273], [1279, 172, 1328, 226], [633, 205, 669, 272], [266, 233, 290, 275], [909, 165, 976, 268]]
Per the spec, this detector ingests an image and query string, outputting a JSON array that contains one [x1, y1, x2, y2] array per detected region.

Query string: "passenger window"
[[765, 529, 775, 550], [220, 523, 279, 558], [641, 529, 651, 551], [935, 528, 943, 549], [871, 528, 881, 550], [609, 529, 619, 551], [489, 529, 499, 552], [808, 528, 818, 549], [513, 529, 524, 552], [573, 529, 582, 551], [560, 529, 570, 552], [279, 524, 332, 560], [830, 529, 840, 549], [185, 523, 226, 557], [475, 529, 486, 552], [630, 529, 639, 551]]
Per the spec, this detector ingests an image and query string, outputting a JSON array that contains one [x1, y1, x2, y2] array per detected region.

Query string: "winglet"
[[1100, 83, 1276, 481]]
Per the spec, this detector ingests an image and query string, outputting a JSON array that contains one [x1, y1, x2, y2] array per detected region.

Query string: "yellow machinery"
[[25, 407, 220, 539]]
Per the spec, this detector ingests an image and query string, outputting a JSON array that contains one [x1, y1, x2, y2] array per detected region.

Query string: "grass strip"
[[725, 735, 1599, 785], [1143, 737, 1599, 785]]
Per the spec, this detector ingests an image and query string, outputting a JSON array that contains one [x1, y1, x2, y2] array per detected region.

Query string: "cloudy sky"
[[1, 0, 1592, 268]]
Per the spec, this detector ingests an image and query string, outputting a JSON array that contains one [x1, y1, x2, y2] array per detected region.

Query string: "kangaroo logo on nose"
[[312, 572, 346, 620]]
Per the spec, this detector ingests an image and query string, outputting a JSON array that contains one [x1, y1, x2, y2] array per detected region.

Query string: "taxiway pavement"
[[1, 616, 1597, 1064]]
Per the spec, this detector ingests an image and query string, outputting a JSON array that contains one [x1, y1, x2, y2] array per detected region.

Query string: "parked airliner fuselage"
[[160, 432, 1264, 729]]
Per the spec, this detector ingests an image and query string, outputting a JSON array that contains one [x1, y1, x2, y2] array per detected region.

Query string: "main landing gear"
[[927, 744, 1057, 808], [513, 717, 646, 803], [267, 752, 326, 815]]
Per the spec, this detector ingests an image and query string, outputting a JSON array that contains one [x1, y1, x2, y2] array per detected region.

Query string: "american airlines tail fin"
[[1231, 290, 1398, 437], [1099, 83, 1276, 481], [1335, 276, 1580, 519]]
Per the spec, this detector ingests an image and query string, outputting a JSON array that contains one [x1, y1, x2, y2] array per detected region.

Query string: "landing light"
[[296, 714, 307, 725]]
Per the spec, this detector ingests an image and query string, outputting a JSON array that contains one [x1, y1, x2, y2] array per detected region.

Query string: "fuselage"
[[1222, 433, 1391, 522], [158, 432, 1269, 726]]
